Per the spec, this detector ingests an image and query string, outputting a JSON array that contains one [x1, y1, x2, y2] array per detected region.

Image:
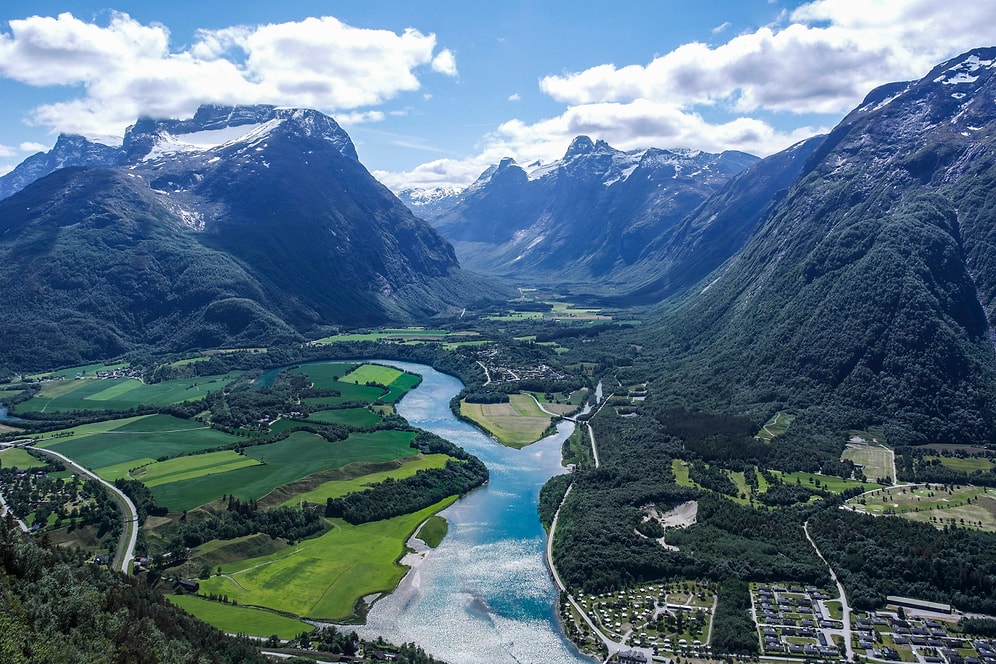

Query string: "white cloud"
[[539, 0, 996, 115], [712, 21, 732, 34], [431, 48, 458, 76], [0, 12, 456, 139], [0, 144, 17, 158], [336, 110, 386, 125], [19, 141, 47, 153], [508, 93, 521, 102], [383, 0, 996, 191]]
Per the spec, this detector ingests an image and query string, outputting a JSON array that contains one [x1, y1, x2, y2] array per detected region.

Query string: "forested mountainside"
[[406, 137, 757, 290], [0, 105, 505, 373], [643, 47, 996, 444]]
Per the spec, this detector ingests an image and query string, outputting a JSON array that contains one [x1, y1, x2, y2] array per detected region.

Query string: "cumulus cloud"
[[508, 93, 521, 102], [539, 0, 996, 115], [382, 0, 996, 190], [0, 144, 17, 158], [18, 141, 47, 153], [0, 12, 457, 139]]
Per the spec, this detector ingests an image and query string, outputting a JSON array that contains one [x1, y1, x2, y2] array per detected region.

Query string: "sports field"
[[39, 414, 237, 470], [195, 498, 456, 622], [14, 372, 242, 413], [167, 594, 310, 639], [151, 429, 418, 511], [459, 393, 553, 447]]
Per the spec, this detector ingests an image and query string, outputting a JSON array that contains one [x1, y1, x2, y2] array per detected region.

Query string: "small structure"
[[617, 650, 648, 664], [177, 579, 200, 592], [887, 595, 953, 614]]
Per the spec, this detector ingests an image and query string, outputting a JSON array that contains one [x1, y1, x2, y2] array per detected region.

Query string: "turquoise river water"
[[351, 361, 594, 664]]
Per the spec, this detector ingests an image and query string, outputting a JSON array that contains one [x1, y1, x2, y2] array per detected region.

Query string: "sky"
[[1, 1, 996, 191]]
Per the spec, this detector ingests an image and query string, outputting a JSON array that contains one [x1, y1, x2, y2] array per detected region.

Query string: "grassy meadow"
[[167, 594, 310, 639], [196, 498, 456, 621]]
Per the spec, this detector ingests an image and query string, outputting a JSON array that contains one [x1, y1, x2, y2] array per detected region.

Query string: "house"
[[178, 579, 200, 592], [617, 650, 648, 664]]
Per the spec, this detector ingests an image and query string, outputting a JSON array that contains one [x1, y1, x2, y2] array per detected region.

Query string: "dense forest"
[[0, 516, 269, 663]]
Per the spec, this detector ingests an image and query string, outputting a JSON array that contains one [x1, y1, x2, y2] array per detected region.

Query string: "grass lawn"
[[151, 430, 418, 511], [281, 454, 450, 506], [93, 457, 158, 481], [196, 498, 456, 622], [15, 373, 241, 413], [842, 443, 895, 482], [127, 450, 261, 487], [167, 594, 310, 639], [0, 447, 47, 469], [287, 362, 359, 390], [40, 415, 237, 470], [459, 393, 553, 448]]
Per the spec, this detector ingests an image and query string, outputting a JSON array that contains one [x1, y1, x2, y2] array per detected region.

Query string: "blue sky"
[[1, 1, 996, 190]]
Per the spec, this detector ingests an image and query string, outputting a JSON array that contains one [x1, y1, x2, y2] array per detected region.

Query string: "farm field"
[[928, 455, 995, 473], [26, 361, 129, 380], [303, 407, 382, 427], [119, 450, 261, 488], [196, 498, 456, 622], [846, 484, 996, 530], [460, 393, 553, 447], [283, 453, 451, 506], [312, 328, 451, 343], [14, 372, 241, 413], [150, 430, 418, 511], [0, 447, 46, 469], [842, 442, 895, 482], [167, 594, 310, 639], [673, 459, 875, 504], [38, 414, 237, 470]]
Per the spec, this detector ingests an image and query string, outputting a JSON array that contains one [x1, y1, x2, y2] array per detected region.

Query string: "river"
[[353, 361, 594, 664]]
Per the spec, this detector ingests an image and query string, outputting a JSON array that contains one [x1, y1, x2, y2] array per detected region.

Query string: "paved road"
[[28, 445, 139, 574], [804, 520, 853, 661]]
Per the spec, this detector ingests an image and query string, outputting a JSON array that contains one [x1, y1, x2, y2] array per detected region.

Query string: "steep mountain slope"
[[655, 47, 996, 444], [409, 138, 757, 289], [0, 133, 122, 201], [0, 105, 502, 372]]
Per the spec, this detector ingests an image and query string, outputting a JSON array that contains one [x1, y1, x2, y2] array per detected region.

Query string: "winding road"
[[28, 445, 139, 574]]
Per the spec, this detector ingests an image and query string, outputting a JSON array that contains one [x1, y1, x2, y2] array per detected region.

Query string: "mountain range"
[[402, 139, 758, 291], [0, 105, 502, 371]]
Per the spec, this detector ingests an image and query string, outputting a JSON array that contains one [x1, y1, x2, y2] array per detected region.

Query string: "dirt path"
[[804, 520, 853, 661]]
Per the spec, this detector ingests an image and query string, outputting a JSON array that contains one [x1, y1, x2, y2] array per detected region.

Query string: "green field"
[[151, 430, 418, 511], [196, 498, 456, 622], [307, 407, 382, 427], [842, 442, 895, 482], [125, 450, 262, 487], [756, 411, 795, 440], [0, 447, 46, 469], [774, 470, 872, 494], [313, 328, 450, 344], [93, 457, 158, 481], [40, 415, 237, 470], [15, 373, 241, 413], [929, 456, 995, 473], [459, 393, 553, 447], [847, 484, 996, 530], [341, 364, 404, 386], [282, 454, 451, 506], [167, 594, 310, 639], [287, 362, 359, 390], [416, 515, 448, 548]]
